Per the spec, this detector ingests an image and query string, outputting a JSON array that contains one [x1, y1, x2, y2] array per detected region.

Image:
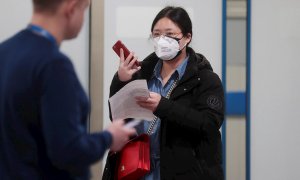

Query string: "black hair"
[[32, 0, 64, 12], [151, 6, 193, 39]]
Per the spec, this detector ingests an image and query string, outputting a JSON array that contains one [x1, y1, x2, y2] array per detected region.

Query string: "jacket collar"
[[140, 47, 213, 84]]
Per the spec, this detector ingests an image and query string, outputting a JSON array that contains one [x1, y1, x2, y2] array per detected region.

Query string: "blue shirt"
[[141, 57, 188, 180], [0, 28, 112, 180]]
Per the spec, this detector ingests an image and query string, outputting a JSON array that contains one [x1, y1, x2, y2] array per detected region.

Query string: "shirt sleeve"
[[39, 58, 112, 175]]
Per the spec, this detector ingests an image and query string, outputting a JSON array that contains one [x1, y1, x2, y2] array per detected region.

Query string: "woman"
[[104, 6, 224, 180]]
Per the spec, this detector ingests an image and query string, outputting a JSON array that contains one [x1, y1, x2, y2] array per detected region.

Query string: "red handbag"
[[117, 134, 150, 180]]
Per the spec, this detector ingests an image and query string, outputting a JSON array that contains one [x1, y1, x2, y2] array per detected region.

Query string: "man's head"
[[32, 0, 90, 41]]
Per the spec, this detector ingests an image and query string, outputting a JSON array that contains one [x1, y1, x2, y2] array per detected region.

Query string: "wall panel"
[[251, 0, 300, 179]]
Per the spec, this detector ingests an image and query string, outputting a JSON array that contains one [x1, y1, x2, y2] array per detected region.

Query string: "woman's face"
[[152, 17, 191, 48]]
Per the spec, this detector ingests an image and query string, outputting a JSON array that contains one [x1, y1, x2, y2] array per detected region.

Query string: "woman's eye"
[[167, 33, 175, 37], [153, 33, 160, 37]]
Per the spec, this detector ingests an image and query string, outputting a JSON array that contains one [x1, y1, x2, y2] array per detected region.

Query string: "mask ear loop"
[[179, 42, 187, 51], [178, 34, 191, 51], [174, 34, 189, 51]]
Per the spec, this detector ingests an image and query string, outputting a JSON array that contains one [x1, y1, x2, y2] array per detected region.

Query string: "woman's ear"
[[185, 33, 192, 44]]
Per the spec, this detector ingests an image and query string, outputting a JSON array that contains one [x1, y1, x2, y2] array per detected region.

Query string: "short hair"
[[151, 6, 193, 38], [32, 0, 64, 12]]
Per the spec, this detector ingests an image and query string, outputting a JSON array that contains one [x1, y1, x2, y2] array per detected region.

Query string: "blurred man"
[[0, 0, 135, 179]]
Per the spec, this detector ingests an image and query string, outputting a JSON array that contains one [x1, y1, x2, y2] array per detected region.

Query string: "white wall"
[[251, 0, 300, 179], [102, 0, 223, 128], [0, 0, 90, 92]]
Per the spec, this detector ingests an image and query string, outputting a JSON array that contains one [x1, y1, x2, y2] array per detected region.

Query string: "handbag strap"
[[146, 76, 179, 135]]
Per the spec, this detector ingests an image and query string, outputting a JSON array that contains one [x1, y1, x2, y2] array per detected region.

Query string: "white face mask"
[[153, 36, 181, 61]]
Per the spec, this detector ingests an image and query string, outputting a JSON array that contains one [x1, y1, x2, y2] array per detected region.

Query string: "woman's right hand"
[[117, 48, 141, 82]]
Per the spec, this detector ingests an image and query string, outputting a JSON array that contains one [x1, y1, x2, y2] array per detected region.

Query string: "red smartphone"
[[112, 40, 139, 66]]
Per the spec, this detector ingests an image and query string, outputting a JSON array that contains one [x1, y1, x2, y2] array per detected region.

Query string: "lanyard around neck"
[[27, 24, 57, 45]]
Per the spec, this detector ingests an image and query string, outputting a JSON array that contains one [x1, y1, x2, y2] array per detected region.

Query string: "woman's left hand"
[[135, 92, 161, 112]]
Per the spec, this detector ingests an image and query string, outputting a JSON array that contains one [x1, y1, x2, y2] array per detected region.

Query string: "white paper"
[[109, 80, 155, 120]]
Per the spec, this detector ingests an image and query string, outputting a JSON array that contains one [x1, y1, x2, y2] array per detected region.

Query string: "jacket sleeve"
[[40, 59, 112, 175], [154, 71, 224, 137], [109, 60, 146, 98], [109, 73, 133, 98]]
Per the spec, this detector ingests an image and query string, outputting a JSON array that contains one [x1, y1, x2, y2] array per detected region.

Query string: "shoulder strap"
[[146, 76, 179, 135]]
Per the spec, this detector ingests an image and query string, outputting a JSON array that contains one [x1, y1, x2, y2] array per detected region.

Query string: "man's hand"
[[106, 119, 136, 152]]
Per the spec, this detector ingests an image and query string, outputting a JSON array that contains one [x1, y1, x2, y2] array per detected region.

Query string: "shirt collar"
[[152, 55, 189, 80], [177, 55, 189, 80]]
